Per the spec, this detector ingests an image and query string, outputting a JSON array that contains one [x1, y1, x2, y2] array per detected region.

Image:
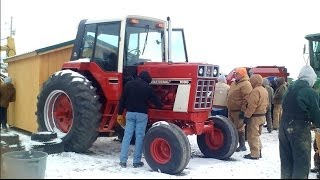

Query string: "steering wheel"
[[128, 48, 141, 56], [127, 48, 141, 65]]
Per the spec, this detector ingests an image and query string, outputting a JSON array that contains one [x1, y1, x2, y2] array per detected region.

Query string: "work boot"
[[311, 152, 320, 173], [310, 167, 319, 173], [235, 132, 247, 152], [119, 162, 127, 168], [243, 154, 259, 160], [133, 162, 144, 168], [2, 123, 8, 130]]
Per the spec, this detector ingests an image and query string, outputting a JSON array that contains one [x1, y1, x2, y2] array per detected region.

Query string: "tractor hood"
[[137, 62, 219, 79]]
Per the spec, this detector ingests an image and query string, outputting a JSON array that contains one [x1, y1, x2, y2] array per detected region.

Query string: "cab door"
[[79, 22, 122, 101]]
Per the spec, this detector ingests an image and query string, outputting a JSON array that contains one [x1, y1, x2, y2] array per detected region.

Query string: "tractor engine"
[[138, 62, 219, 114], [153, 84, 177, 110]]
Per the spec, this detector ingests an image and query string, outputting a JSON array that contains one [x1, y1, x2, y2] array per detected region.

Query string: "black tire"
[[31, 139, 64, 154], [1, 144, 25, 154], [31, 131, 57, 142], [143, 121, 191, 175], [0, 134, 19, 145], [197, 115, 238, 160], [36, 70, 102, 153], [169, 123, 191, 170]]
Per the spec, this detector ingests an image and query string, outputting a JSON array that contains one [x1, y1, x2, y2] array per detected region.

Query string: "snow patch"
[[30, 138, 62, 145], [35, 131, 55, 135], [151, 121, 170, 128]]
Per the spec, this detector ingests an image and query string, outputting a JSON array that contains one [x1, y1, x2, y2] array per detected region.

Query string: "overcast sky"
[[1, 0, 320, 78]]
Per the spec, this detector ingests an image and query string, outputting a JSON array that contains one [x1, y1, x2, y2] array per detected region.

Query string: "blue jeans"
[[120, 112, 148, 164], [211, 107, 228, 117], [0, 107, 8, 126]]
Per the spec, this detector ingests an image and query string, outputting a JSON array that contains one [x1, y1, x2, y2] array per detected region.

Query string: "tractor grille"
[[194, 79, 215, 109]]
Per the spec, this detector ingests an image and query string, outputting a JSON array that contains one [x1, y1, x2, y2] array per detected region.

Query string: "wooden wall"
[[7, 45, 73, 133]]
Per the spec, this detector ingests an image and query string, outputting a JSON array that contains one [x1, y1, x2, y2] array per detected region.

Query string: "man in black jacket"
[[117, 71, 162, 168]]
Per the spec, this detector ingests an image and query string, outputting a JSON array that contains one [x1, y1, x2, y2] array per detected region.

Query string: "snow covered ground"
[[6, 127, 318, 179]]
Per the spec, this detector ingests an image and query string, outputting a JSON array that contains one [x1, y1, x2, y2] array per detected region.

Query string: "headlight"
[[198, 65, 219, 77], [213, 66, 219, 77], [198, 66, 204, 76], [213, 68, 218, 76]]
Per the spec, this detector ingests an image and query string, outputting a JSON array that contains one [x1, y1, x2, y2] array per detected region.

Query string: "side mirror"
[[303, 44, 306, 55]]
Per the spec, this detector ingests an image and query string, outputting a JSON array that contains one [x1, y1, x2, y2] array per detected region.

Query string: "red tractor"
[[36, 15, 238, 174]]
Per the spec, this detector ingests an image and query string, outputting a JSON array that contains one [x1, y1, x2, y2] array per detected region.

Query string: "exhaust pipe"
[[167, 16, 172, 64]]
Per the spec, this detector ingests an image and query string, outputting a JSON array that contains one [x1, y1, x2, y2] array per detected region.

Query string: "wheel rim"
[[44, 90, 73, 138], [205, 128, 224, 150], [150, 138, 171, 164]]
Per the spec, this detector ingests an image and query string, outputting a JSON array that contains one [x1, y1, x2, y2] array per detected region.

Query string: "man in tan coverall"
[[227, 67, 252, 152], [243, 74, 268, 160]]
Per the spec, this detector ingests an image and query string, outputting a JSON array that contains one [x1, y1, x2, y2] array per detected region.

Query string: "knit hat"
[[138, 71, 152, 84], [262, 78, 270, 86], [217, 74, 227, 83], [297, 65, 317, 87], [235, 67, 247, 77]]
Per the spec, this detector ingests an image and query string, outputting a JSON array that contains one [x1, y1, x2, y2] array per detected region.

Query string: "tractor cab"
[[63, 16, 189, 101], [68, 15, 187, 80], [305, 33, 320, 77]]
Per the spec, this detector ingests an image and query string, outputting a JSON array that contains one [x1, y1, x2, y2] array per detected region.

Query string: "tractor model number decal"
[[151, 79, 191, 85]]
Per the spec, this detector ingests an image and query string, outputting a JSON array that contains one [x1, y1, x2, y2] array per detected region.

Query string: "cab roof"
[[305, 33, 320, 41]]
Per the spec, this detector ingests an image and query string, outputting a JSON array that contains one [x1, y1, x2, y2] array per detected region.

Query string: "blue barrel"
[[1, 150, 48, 179]]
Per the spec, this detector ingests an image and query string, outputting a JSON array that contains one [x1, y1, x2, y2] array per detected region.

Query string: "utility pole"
[[1, 16, 16, 57], [10, 16, 13, 37]]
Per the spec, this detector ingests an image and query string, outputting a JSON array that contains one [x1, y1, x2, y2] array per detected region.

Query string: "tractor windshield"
[[305, 33, 320, 76], [124, 18, 165, 66], [310, 40, 320, 75]]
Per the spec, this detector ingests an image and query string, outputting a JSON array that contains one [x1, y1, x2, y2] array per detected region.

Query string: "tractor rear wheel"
[[36, 70, 101, 153], [143, 121, 191, 175], [197, 115, 238, 160]]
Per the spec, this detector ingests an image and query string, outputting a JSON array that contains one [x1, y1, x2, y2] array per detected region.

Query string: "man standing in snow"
[[262, 78, 274, 133], [279, 65, 320, 179], [212, 73, 230, 117], [0, 76, 16, 129], [311, 78, 320, 178], [272, 77, 287, 130], [227, 67, 252, 152], [117, 71, 162, 168], [243, 74, 268, 160]]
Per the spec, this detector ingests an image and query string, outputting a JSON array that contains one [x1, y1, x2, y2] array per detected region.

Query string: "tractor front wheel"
[[143, 121, 191, 175], [197, 115, 238, 160]]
